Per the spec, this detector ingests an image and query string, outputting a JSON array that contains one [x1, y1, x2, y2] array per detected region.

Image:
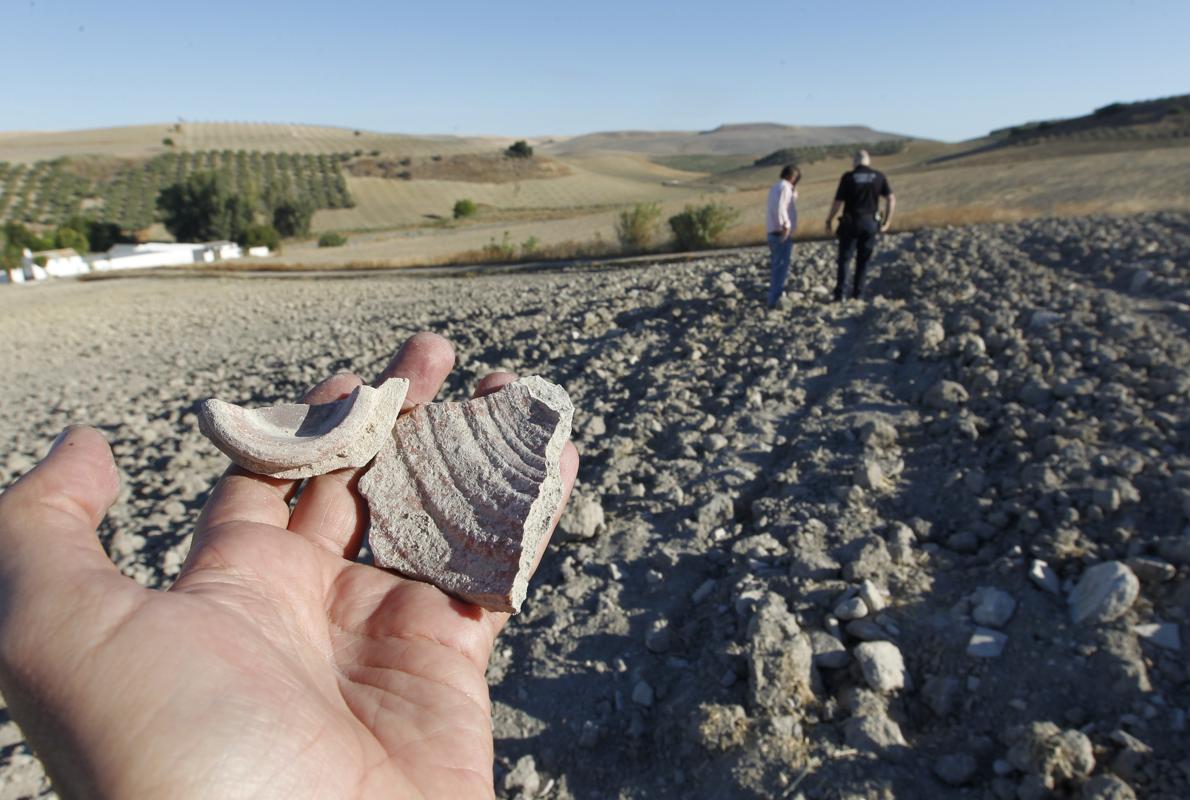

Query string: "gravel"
[[1, 212, 1188, 799]]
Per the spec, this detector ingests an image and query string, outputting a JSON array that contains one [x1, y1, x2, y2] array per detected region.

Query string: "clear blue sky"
[[3, 0, 1187, 142]]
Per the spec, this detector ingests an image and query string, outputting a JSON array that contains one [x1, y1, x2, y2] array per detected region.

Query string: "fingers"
[[473, 371, 517, 398], [375, 331, 457, 406], [0, 427, 123, 597], [287, 334, 457, 558]]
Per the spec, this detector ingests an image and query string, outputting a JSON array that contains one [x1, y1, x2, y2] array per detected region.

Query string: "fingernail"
[[49, 426, 77, 453]]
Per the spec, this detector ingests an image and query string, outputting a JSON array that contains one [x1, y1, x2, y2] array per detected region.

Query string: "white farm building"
[[2, 240, 269, 285]]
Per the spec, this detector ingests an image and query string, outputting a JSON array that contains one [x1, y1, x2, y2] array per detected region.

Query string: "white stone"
[[1069, 562, 1139, 624], [971, 587, 1016, 628], [853, 641, 907, 692], [1028, 559, 1060, 594], [834, 596, 869, 621], [859, 580, 887, 613], [967, 627, 1008, 658], [1133, 622, 1181, 651]]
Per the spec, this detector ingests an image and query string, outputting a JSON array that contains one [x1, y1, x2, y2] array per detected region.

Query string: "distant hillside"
[[990, 94, 1190, 145], [0, 122, 498, 164], [753, 139, 906, 168], [543, 123, 909, 157]]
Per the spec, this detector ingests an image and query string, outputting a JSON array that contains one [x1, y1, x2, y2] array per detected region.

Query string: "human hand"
[[880, 221, 891, 233], [0, 332, 578, 799], [824, 220, 833, 234]]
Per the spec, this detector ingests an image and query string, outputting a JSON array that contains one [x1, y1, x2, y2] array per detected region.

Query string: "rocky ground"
[[0, 212, 1188, 799]]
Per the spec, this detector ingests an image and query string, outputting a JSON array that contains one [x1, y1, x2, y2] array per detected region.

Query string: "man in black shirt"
[[825, 150, 896, 301]]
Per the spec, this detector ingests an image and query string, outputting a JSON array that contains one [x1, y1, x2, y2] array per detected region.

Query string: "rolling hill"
[[1, 95, 1188, 268], [542, 122, 909, 156]]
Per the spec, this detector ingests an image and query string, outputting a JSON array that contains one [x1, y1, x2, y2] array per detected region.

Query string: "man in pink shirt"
[[765, 165, 800, 308]]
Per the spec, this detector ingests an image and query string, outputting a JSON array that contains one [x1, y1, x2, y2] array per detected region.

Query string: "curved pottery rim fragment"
[[198, 377, 410, 479], [360, 375, 574, 613]]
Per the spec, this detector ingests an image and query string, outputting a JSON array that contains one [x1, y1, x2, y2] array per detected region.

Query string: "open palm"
[[0, 333, 577, 799]]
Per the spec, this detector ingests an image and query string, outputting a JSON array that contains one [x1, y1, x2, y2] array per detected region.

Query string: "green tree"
[[3, 222, 52, 252], [318, 232, 347, 248], [615, 203, 662, 251], [157, 172, 254, 243], [668, 203, 739, 250], [1, 223, 52, 270], [272, 199, 314, 237], [453, 198, 477, 219], [505, 140, 533, 158], [83, 221, 130, 253], [0, 231, 16, 272]]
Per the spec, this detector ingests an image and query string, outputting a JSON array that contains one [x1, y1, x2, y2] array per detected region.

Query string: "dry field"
[[265, 142, 1190, 269]]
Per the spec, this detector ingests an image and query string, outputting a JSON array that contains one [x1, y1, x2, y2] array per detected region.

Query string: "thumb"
[[0, 426, 122, 592]]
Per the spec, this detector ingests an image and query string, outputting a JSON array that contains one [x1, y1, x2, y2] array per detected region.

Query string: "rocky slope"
[[0, 212, 1187, 799]]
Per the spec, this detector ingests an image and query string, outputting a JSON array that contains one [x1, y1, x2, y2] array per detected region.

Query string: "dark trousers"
[[834, 216, 879, 300]]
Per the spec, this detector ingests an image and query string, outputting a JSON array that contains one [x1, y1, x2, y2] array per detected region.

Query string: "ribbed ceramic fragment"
[[360, 376, 574, 613], [198, 378, 409, 479]]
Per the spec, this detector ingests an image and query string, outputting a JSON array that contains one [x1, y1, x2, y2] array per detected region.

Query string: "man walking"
[[825, 150, 895, 301], [765, 165, 800, 308]]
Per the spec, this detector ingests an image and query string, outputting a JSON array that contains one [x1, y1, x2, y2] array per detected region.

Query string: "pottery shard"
[[360, 376, 573, 613], [199, 378, 409, 479]]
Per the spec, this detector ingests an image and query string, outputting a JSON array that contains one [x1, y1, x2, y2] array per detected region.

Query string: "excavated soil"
[[0, 212, 1188, 799]]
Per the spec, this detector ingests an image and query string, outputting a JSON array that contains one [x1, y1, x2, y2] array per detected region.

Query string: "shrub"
[[162, 137, 174, 147], [53, 226, 89, 253], [521, 235, 540, 256], [453, 198, 477, 219], [318, 232, 347, 248], [482, 231, 515, 260], [238, 224, 281, 252], [668, 203, 739, 250], [506, 140, 533, 158], [615, 202, 662, 251]]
